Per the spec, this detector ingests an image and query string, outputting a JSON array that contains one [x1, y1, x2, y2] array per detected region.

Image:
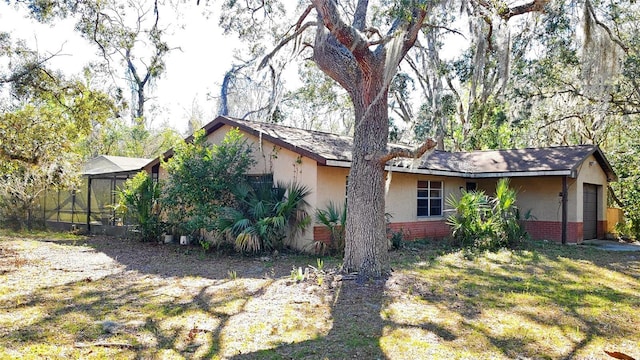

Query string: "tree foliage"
[[0, 39, 117, 228]]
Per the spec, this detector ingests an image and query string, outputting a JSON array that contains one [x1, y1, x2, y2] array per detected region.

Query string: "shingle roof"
[[83, 155, 151, 176], [408, 146, 615, 179], [213, 118, 355, 162], [148, 116, 617, 181]]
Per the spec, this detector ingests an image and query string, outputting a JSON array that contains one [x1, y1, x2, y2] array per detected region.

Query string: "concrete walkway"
[[580, 239, 640, 251]]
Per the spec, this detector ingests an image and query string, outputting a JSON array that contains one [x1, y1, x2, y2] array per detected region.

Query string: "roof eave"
[[83, 168, 146, 178], [326, 160, 574, 178], [218, 116, 329, 166]]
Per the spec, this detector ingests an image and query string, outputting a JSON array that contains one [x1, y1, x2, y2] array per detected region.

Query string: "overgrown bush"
[[447, 178, 528, 251], [314, 201, 347, 255], [161, 128, 255, 237], [216, 181, 311, 253], [116, 171, 162, 242]]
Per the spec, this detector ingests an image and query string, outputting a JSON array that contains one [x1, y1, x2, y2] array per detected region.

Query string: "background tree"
[[13, 0, 180, 158], [283, 62, 354, 133], [0, 46, 116, 228]]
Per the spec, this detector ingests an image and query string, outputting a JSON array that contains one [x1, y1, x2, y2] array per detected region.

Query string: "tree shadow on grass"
[[6, 236, 639, 359], [229, 277, 388, 360]]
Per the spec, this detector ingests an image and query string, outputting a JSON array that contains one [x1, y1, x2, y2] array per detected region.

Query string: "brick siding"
[[313, 220, 451, 245], [523, 221, 585, 243], [315, 219, 604, 245]]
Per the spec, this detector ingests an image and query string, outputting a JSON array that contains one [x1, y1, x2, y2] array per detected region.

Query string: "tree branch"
[[378, 139, 437, 165], [584, 0, 629, 53], [352, 0, 369, 31], [258, 21, 317, 70], [311, 0, 371, 60], [498, 0, 550, 20]]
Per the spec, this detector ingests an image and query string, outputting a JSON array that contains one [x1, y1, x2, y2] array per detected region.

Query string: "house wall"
[[316, 165, 349, 208], [575, 155, 608, 222], [476, 176, 584, 242], [313, 168, 465, 243], [473, 157, 610, 243], [574, 154, 609, 240]]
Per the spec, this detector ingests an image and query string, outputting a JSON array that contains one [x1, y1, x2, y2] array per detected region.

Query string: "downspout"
[[562, 176, 568, 245], [87, 177, 92, 233]]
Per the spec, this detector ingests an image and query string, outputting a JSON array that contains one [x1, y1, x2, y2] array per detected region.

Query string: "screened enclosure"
[[38, 155, 151, 235]]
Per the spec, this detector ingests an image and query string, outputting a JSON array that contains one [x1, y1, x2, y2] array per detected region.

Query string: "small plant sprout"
[[290, 267, 305, 282], [316, 258, 324, 272], [227, 270, 237, 280]]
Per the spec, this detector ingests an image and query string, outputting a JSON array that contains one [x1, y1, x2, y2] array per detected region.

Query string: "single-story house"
[[145, 115, 617, 249]]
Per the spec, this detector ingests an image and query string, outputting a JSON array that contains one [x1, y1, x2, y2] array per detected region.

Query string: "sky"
[[0, 1, 468, 136], [0, 2, 244, 134]]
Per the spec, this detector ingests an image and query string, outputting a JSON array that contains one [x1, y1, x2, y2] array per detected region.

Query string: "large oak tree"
[[228, 0, 552, 278]]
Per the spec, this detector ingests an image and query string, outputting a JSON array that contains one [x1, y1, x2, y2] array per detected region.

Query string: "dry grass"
[[0, 232, 639, 359]]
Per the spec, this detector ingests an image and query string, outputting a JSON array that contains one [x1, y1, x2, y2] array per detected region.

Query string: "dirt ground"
[[1, 234, 639, 359], [0, 235, 389, 359]]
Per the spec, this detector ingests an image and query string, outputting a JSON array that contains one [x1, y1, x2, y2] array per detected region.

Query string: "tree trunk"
[[308, 0, 429, 279], [343, 68, 390, 278]]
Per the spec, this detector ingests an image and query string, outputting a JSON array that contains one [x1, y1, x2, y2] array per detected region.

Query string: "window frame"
[[417, 180, 443, 217]]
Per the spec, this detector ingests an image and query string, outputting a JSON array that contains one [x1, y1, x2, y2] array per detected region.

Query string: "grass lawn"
[[0, 231, 639, 359]]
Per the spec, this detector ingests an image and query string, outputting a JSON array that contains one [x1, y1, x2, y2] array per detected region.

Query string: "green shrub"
[[116, 171, 162, 242], [313, 201, 347, 256], [161, 128, 255, 237], [447, 178, 527, 251], [389, 229, 407, 250]]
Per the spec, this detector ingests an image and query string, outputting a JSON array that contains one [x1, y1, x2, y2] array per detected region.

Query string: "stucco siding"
[[316, 166, 349, 210], [384, 172, 465, 222], [229, 126, 318, 249]]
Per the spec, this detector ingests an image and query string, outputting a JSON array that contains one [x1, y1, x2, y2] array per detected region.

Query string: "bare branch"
[[422, 23, 467, 39], [498, 0, 550, 20], [378, 139, 437, 165], [258, 21, 317, 70], [295, 5, 314, 30]]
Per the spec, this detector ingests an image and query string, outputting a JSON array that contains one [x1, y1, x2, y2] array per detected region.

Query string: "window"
[[466, 182, 477, 191], [417, 180, 443, 217], [151, 164, 160, 183], [246, 174, 274, 190]]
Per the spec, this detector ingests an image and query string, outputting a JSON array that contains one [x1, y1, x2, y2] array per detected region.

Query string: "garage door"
[[583, 184, 598, 240]]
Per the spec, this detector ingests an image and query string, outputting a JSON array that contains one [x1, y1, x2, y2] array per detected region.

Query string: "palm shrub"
[[447, 178, 526, 251], [314, 201, 347, 255], [116, 171, 162, 242], [447, 189, 494, 248], [492, 178, 528, 246], [216, 181, 311, 253]]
